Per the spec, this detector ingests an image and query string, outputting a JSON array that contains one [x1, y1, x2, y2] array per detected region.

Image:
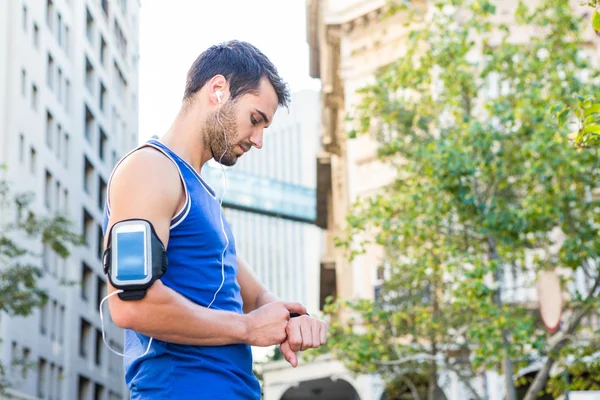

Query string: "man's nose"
[[250, 130, 263, 149]]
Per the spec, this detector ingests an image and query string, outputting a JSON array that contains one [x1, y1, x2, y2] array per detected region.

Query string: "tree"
[[322, 1, 600, 399], [0, 165, 82, 392]]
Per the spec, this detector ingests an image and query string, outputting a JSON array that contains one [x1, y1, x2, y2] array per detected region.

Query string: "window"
[[65, 79, 70, 112], [99, 128, 107, 162], [19, 134, 24, 163], [46, 110, 53, 149], [21, 69, 26, 96], [46, 0, 54, 30], [44, 170, 52, 209], [97, 225, 103, 260], [101, 0, 109, 18], [51, 300, 57, 339], [100, 36, 107, 65], [49, 364, 55, 399], [113, 20, 127, 59], [63, 133, 69, 168], [33, 23, 39, 48], [81, 263, 93, 301], [94, 328, 103, 366], [85, 57, 94, 94], [85, 105, 94, 143], [79, 319, 91, 359], [99, 82, 107, 112], [78, 375, 91, 400], [57, 367, 64, 398], [57, 68, 63, 102], [21, 348, 30, 378], [58, 306, 65, 343], [84, 157, 94, 194], [82, 209, 94, 248], [113, 61, 127, 101], [31, 84, 38, 110], [98, 177, 107, 211], [56, 124, 62, 158], [10, 342, 17, 374], [37, 358, 47, 398], [57, 12, 63, 46], [94, 383, 105, 400], [96, 276, 106, 311], [63, 189, 69, 213], [55, 181, 61, 217], [47, 54, 54, 89], [30, 147, 36, 174], [22, 5, 27, 31], [42, 243, 49, 271], [86, 8, 94, 46], [64, 25, 69, 55], [39, 301, 48, 335]]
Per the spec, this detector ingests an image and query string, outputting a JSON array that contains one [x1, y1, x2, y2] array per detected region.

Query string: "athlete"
[[102, 40, 328, 399]]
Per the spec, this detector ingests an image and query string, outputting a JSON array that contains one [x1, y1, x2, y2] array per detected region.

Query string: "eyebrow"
[[255, 108, 270, 125]]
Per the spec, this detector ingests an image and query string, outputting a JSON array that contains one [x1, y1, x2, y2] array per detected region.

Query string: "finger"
[[286, 319, 303, 352], [311, 318, 320, 348], [320, 321, 327, 345], [284, 302, 307, 316], [280, 341, 297, 368], [300, 317, 313, 351]]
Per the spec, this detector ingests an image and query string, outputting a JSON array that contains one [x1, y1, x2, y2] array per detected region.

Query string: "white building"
[[0, 0, 140, 399], [203, 89, 324, 359]]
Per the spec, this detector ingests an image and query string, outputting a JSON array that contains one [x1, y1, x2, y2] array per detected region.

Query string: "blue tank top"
[[102, 139, 260, 399]]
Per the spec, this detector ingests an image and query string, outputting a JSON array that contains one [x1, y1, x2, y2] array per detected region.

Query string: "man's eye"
[[251, 116, 258, 125]]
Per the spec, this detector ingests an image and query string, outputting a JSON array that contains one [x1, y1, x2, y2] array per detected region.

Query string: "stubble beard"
[[205, 102, 239, 167]]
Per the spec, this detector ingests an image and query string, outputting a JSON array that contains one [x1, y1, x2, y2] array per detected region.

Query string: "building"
[[262, 1, 600, 400], [0, 0, 140, 399], [203, 89, 324, 329]]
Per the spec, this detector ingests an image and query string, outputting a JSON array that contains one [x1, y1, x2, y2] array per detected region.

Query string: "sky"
[[137, 0, 320, 143]]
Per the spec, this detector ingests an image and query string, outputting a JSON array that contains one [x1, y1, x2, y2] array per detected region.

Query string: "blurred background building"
[[262, 1, 600, 400], [0, 0, 140, 398]]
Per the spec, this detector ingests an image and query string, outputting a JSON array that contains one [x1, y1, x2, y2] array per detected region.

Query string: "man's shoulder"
[[108, 146, 183, 211], [112, 146, 181, 186]]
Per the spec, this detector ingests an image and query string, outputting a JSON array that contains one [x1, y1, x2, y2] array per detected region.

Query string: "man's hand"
[[280, 315, 328, 367], [243, 301, 306, 347]]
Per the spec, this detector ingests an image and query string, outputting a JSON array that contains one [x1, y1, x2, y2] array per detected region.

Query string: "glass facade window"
[[203, 166, 316, 222]]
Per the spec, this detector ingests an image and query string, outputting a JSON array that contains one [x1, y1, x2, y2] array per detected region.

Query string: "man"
[[102, 40, 328, 399]]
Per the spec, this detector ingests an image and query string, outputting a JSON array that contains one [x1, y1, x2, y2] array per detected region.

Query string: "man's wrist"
[[235, 313, 251, 344]]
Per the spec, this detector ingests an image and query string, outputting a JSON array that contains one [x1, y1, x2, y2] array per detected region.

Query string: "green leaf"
[[583, 103, 600, 117], [557, 108, 570, 128], [583, 123, 600, 135], [593, 11, 600, 32]]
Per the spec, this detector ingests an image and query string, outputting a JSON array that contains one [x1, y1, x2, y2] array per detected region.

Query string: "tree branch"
[[374, 353, 438, 366], [443, 360, 483, 400], [398, 375, 422, 400], [523, 269, 600, 400]]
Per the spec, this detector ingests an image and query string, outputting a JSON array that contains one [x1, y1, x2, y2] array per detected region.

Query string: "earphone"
[[206, 89, 229, 309]]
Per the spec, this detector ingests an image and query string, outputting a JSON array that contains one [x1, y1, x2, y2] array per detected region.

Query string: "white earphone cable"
[[100, 289, 153, 358], [206, 94, 229, 309]]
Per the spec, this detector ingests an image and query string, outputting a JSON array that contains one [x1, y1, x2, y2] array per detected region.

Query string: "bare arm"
[[238, 256, 279, 313], [105, 148, 304, 347]]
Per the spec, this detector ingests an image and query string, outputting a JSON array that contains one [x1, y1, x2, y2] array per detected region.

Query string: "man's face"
[[205, 78, 279, 166]]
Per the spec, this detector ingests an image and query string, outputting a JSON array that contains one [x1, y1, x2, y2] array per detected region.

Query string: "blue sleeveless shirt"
[[102, 139, 260, 399]]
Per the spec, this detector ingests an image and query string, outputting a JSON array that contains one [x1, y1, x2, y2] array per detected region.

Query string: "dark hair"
[[183, 40, 290, 107]]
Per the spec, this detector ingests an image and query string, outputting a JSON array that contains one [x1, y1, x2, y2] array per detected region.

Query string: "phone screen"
[[116, 231, 147, 281]]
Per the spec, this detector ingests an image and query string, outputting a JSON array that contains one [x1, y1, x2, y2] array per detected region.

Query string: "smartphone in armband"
[[104, 219, 168, 301]]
